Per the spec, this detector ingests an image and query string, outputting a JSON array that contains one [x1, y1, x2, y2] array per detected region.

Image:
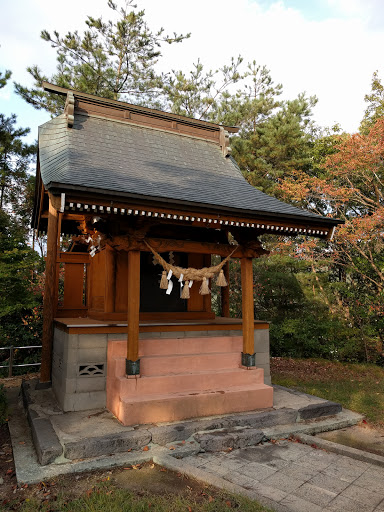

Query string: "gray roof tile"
[[38, 114, 335, 224]]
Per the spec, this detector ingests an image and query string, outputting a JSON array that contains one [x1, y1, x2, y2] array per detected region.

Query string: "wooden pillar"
[[104, 245, 116, 313], [221, 260, 230, 317], [241, 257, 255, 366], [40, 197, 59, 383], [203, 254, 212, 313], [126, 250, 140, 375]]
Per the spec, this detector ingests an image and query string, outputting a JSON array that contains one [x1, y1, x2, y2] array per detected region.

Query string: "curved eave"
[[45, 181, 342, 229]]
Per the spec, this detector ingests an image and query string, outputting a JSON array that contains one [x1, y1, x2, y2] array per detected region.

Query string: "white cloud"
[[1, 0, 383, 139]]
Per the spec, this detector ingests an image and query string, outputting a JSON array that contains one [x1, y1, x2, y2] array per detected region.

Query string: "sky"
[[1, 0, 384, 143]]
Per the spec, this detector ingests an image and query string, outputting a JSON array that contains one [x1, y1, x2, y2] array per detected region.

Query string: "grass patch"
[[1, 463, 272, 512], [8, 482, 271, 512], [271, 357, 384, 427]]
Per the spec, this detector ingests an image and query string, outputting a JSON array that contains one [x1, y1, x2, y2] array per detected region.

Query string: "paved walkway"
[[182, 439, 384, 512]]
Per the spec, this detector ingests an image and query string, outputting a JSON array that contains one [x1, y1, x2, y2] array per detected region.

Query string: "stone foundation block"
[[63, 430, 152, 459], [61, 391, 106, 412], [298, 401, 342, 421], [254, 330, 270, 353], [195, 427, 264, 452], [255, 352, 270, 365], [30, 417, 63, 465]]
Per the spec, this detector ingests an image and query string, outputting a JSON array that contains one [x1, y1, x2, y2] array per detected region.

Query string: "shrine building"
[[32, 82, 340, 426]]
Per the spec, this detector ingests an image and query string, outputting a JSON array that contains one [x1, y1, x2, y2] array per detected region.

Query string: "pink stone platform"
[[107, 336, 273, 426]]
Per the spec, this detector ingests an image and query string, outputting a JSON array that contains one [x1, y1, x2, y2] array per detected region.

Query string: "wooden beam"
[[108, 237, 264, 259], [40, 196, 59, 383], [57, 253, 90, 264], [241, 258, 255, 362], [126, 250, 140, 373], [221, 260, 230, 317], [104, 245, 116, 313]]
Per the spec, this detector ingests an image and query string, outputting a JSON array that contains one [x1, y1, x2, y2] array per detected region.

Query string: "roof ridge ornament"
[[220, 127, 232, 157], [65, 92, 75, 127]]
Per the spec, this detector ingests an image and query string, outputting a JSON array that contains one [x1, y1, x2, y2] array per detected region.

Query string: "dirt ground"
[[0, 421, 222, 510]]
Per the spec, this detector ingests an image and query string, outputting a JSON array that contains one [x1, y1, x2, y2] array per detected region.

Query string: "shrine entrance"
[[33, 82, 340, 424]]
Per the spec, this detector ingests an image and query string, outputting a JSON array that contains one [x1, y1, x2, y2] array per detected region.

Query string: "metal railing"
[[0, 345, 42, 378]]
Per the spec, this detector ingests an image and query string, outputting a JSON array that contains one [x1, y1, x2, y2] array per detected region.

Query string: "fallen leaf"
[[143, 446, 149, 451], [209, 496, 214, 502], [225, 500, 232, 507]]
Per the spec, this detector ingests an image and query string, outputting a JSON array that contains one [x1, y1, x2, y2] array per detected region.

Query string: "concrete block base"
[[52, 325, 272, 414]]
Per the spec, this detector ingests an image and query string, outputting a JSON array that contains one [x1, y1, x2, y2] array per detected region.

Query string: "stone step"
[[111, 383, 273, 425], [110, 360, 265, 396], [140, 351, 241, 376], [108, 337, 243, 359]]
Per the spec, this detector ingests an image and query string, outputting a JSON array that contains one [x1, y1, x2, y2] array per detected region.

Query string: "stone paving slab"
[[173, 438, 384, 512]]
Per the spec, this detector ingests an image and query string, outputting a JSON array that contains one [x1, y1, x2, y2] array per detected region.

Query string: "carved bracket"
[[219, 127, 232, 157], [65, 92, 75, 127]]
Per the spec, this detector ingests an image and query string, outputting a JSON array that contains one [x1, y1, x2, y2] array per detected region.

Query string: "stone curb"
[[262, 409, 363, 441], [21, 381, 63, 465], [64, 430, 152, 460], [295, 433, 384, 468], [153, 453, 290, 512], [297, 401, 342, 420]]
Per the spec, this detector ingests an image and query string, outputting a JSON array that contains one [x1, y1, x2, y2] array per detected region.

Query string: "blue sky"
[[1, 0, 384, 143]]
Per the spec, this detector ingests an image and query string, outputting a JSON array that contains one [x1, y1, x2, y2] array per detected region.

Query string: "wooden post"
[[104, 245, 116, 313], [203, 254, 212, 313], [241, 257, 255, 366], [221, 260, 230, 317], [40, 197, 59, 383], [126, 250, 140, 375]]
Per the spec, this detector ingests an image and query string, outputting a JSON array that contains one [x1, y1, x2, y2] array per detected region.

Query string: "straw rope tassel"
[[216, 269, 228, 287], [181, 281, 190, 299], [144, 240, 238, 282], [160, 270, 168, 289], [199, 277, 211, 295]]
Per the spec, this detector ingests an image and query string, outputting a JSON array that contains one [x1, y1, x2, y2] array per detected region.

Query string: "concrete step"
[[109, 337, 243, 358], [140, 351, 241, 376], [110, 362, 265, 396], [107, 336, 271, 426], [112, 383, 273, 425]]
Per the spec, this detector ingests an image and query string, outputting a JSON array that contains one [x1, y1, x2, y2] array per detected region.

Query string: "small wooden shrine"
[[32, 83, 340, 425]]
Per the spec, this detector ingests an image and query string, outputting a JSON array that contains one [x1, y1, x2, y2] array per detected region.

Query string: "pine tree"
[[14, 0, 190, 115], [0, 71, 36, 230], [232, 93, 317, 195]]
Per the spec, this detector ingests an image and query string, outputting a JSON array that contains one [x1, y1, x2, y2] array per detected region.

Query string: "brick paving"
[[183, 440, 384, 512]]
